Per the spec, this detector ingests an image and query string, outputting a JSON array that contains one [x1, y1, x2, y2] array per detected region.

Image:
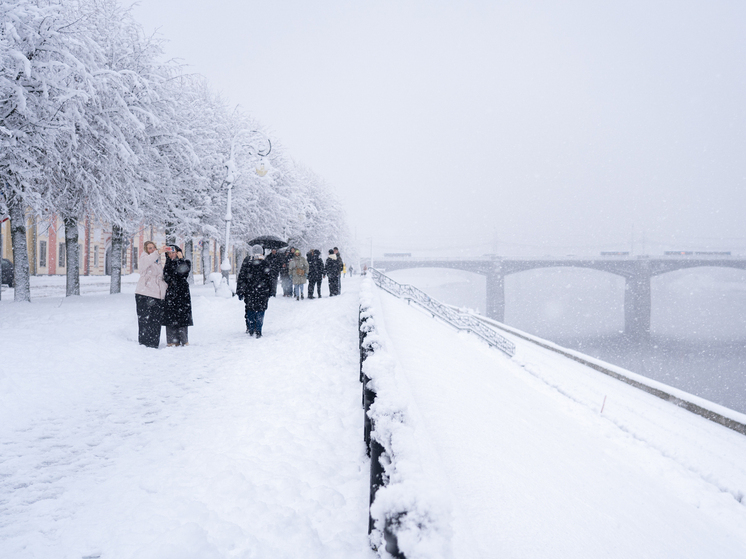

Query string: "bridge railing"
[[370, 268, 515, 358]]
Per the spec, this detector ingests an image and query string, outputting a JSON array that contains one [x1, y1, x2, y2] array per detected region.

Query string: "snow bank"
[[360, 279, 453, 558]]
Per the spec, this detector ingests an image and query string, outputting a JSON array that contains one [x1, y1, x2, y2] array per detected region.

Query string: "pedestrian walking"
[[288, 248, 308, 300], [236, 244, 272, 337], [325, 249, 341, 296], [135, 241, 168, 348], [265, 247, 282, 297], [307, 249, 324, 299], [162, 245, 193, 346], [280, 247, 293, 297]]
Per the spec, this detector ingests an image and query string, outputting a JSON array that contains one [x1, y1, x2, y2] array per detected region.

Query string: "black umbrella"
[[248, 235, 288, 250]]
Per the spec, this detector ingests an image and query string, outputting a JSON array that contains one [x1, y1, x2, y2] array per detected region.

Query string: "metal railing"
[[370, 268, 515, 358]]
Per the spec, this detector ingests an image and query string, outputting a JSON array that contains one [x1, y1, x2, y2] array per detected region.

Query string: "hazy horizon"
[[131, 0, 746, 258]]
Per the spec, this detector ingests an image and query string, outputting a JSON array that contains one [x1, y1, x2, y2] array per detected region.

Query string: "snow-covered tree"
[[1, 0, 96, 300], [2, 0, 351, 301]]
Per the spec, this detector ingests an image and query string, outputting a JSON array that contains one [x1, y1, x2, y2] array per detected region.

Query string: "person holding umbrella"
[[246, 236, 288, 298], [236, 244, 272, 337]]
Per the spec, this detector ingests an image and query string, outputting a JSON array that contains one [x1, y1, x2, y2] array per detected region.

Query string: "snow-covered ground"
[[0, 276, 372, 559], [3, 273, 746, 558], [368, 282, 746, 558]]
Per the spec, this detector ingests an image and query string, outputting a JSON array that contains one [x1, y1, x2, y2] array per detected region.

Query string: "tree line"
[[1, 0, 349, 301]]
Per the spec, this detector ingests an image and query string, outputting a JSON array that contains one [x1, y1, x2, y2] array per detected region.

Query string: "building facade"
[[0, 215, 237, 278]]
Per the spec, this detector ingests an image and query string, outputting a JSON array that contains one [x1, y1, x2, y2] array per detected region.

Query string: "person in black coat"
[[325, 249, 341, 296], [162, 244, 193, 346], [279, 247, 294, 297], [333, 247, 344, 293], [236, 244, 272, 337], [307, 249, 324, 299], [265, 248, 282, 297]]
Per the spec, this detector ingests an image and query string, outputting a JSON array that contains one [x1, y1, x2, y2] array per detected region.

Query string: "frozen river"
[[388, 266, 746, 414]]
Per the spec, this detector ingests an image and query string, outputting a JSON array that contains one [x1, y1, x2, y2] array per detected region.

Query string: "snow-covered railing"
[[370, 268, 516, 358], [359, 295, 404, 558], [360, 279, 452, 559]]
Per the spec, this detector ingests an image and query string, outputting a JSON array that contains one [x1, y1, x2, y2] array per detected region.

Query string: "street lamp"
[[217, 131, 271, 295]]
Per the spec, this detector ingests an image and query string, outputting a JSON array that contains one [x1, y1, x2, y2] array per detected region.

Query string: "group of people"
[[252, 245, 345, 301], [235, 245, 345, 337], [134, 241, 193, 349], [135, 241, 346, 346], [282, 246, 344, 300]]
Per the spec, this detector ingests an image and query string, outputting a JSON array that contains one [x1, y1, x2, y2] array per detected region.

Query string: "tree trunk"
[[63, 215, 80, 296], [110, 224, 124, 294], [201, 239, 211, 284], [7, 193, 31, 302], [184, 239, 194, 285]]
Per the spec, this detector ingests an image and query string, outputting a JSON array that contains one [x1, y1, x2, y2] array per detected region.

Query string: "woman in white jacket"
[[135, 241, 168, 348]]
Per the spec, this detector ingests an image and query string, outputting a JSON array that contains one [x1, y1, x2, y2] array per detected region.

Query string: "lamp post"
[[218, 131, 271, 293]]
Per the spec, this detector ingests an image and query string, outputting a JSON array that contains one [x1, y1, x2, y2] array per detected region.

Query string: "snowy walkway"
[[374, 287, 746, 558], [0, 278, 372, 559], [4, 275, 746, 558]]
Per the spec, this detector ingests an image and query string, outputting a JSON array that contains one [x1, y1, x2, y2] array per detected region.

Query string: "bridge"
[[368, 254, 746, 338]]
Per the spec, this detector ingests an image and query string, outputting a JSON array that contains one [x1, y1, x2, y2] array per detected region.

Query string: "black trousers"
[[270, 276, 278, 297], [136, 294, 164, 348], [308, 278, 322, 297], [328, 275, 340, 296]]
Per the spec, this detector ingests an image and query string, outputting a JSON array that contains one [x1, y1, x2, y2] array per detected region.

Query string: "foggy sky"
[[130, 0, 746, 257]]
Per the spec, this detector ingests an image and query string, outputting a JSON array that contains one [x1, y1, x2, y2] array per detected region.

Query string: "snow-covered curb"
[[359, 278, 453, 559]]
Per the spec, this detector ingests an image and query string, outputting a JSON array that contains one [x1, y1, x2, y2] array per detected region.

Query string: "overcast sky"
[[130, 0, 746, 257]]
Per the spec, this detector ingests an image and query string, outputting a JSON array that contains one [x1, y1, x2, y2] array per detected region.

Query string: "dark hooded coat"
[[325, 253, 341, 277], [162, 257, 193, 327], [308, 250, 325, 281], [236, 255, 273, 311]]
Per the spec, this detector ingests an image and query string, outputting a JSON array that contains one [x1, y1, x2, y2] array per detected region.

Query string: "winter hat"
[[251, 244, 263, 255], [295, 249, 301, 255]]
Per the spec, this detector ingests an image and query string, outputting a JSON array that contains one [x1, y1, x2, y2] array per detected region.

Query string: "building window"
[[39, 241, 47, 268], [133, 246, 138, 270], [59, 243, 66, 268], [122, 247, 127, 267], [94, 245, 99, 267]]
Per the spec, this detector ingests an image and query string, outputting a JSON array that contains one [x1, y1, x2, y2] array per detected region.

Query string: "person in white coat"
[[135, 241, 168, 348]]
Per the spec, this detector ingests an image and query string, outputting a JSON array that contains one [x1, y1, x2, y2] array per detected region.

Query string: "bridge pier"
[[624, 262, 651, 339], [486, 263, 505, 322]]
